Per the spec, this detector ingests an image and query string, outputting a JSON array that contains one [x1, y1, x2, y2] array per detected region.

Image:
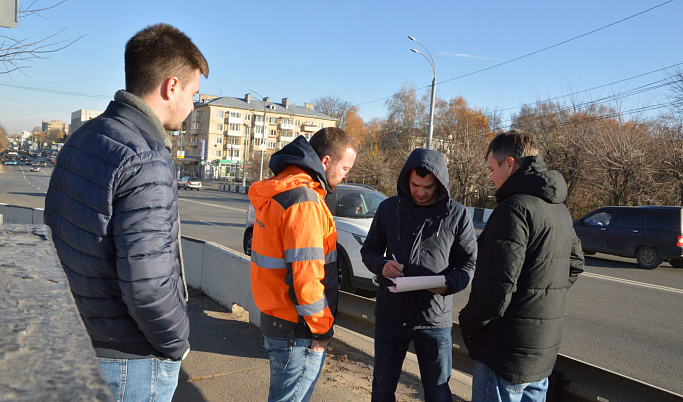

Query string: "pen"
[[392, 253, 404, 277]]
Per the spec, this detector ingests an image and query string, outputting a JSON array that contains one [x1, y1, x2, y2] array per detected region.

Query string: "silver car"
[[243, 183, 387, 292], [178, 176, 202, 191]]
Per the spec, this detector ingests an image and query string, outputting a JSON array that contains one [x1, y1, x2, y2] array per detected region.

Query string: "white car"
[[178, 176, 202, 190], [243, 183, 387, 292]]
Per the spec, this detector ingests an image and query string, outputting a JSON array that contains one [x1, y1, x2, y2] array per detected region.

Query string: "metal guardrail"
[[336, 292, 683, 402]]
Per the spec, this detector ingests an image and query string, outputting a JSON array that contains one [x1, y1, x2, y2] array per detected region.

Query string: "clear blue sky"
[[1, 0, 681, 135]]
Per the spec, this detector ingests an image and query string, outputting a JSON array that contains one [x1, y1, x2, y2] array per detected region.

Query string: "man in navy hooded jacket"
[[361, 148, 477, 401]]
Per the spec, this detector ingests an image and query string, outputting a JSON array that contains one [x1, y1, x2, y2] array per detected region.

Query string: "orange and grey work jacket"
[[249, 165, 338, 341]]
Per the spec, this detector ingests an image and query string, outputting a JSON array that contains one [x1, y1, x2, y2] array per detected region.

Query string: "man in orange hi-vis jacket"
[[249, 127, 356, 402]]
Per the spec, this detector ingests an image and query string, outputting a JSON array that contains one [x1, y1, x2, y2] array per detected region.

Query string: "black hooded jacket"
[[361, 149, 477, 328], [459, 154, 584, 384]]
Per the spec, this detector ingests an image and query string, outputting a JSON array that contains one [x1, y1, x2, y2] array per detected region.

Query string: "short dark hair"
[[486, 129, 538, 167], [309, 127, 356, 162], [413, 167, 431, 178], [125, 23, 209, 97]]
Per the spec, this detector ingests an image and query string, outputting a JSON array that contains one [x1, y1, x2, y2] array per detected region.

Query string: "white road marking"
[[583, 272, 683, 294], [179, 197, 247, 213], [197, 220, 224, 227]]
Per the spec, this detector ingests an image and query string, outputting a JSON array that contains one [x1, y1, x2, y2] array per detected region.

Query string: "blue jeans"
[[472, 360, 548, 402], [98, 357, 181, 402], [372, 323, 452, 402], [263, 336, 326, 402]]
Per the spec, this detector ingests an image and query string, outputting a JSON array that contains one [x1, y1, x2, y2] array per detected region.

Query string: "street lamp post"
[[248, 90, 269, 184], [408, 35, 436, 150]]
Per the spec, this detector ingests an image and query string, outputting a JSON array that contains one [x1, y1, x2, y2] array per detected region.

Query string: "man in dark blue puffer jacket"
[[45, 23, 208, 401]]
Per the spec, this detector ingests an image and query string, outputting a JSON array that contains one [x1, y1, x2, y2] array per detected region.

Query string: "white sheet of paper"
[[388, 275, 446, 293]]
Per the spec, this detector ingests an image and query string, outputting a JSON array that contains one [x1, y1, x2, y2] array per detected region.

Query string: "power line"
[[352, 0, 675, 109], [489, 75, 676, 129], [0, 82, 110, 98], [494, 62, 683, 114], [486, 99, 682, 136]]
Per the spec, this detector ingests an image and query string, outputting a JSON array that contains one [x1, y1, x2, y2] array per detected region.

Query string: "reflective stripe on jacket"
[[249, 165, 337, 340]]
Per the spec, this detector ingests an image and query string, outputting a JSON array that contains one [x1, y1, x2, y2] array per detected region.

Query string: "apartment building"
[[70, 109, 104, 133], [177, 94, 336, 180], [41, 119, 68, 141]]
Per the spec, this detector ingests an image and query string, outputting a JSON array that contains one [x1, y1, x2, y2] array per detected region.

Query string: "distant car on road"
[[243, 183, 387, 292], [30, 164, 41, 172], [574, 206, 683, 269], [37, 160, 47, 167], [178, 176, 202, 190], [24, 159, 33, 165]]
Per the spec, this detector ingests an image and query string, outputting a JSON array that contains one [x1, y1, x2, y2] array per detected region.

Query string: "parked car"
[[243, 183, 387, 292], [30, 163, 41, 172], [178, 176, 202, 190], [574, 206, 683, 269]]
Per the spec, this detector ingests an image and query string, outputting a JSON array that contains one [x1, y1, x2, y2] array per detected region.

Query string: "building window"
[[269, 129, 276, 136], [282, 118, 292, 125], [216, 137, 222, 144], [253, 138, 264, 146], [268, 142, 276, 149], [217, 124, 224, 131], [230, 111, 242, 119], [245, 126, 250, 135], [295, 132, 300, 137], [295, 120, 300, 126], [196, 110, 204, 118], [191, 122, 199, 130], [229, 123, 241, 131], [214, 150, 221, 157], [319, 123, 323, 128], [255, 126, 264, 134], [269, 117, 277, 124], [245, 114, 251, 121], [282, 130, 292, 137], [253, 115, 264, 122], [229, 138, 240, 145], [218, 111, 224, 118]]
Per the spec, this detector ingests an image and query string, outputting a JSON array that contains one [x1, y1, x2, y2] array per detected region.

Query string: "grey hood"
[[397, 148, 450, 201]]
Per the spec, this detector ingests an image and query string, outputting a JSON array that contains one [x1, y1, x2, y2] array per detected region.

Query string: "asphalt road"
[[2, 164, 682, 395]]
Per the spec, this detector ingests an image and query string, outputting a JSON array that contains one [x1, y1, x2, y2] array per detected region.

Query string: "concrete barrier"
[[0, 203, 44, 224], [465, 206, 493, 223], [0, 224, 111, 400], [181, 236, 261, 327]]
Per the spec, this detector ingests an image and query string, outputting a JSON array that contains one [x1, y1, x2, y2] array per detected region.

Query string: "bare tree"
[[1, 1, 83, 74], [0, 123, 9, 150], [512, 100, 590, 206], [433, 96, 491, 206], [312, 96, 353, 129]]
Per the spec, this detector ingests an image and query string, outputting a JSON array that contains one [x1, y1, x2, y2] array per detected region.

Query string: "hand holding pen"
[[382, 252, 405, 279]]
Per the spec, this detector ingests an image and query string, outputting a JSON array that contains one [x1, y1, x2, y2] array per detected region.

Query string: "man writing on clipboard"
[[361, 148, 477, 401]]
